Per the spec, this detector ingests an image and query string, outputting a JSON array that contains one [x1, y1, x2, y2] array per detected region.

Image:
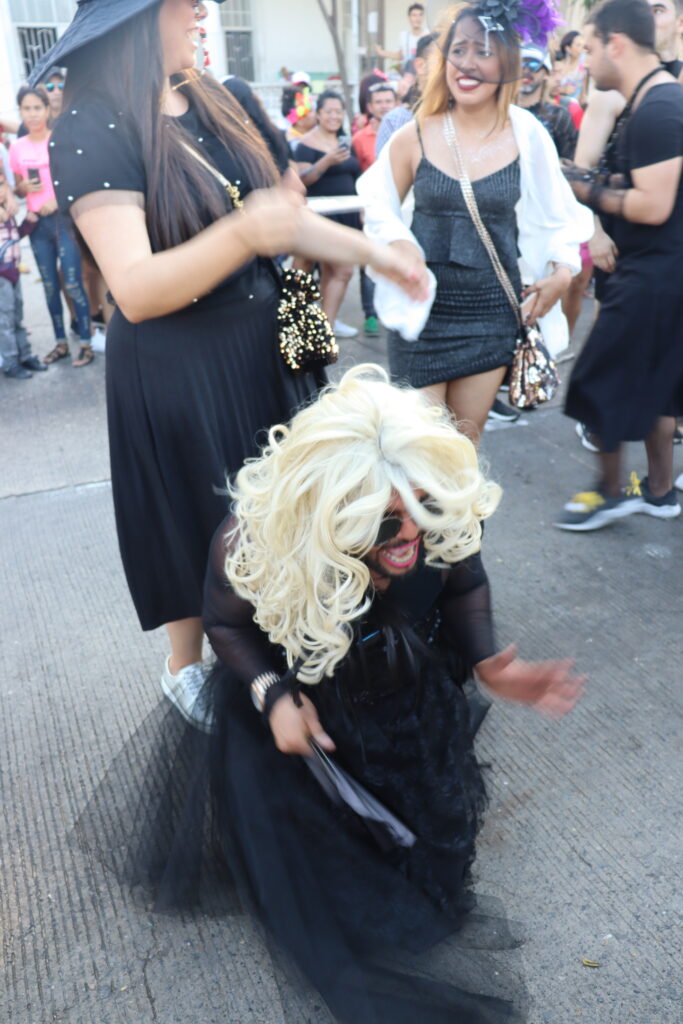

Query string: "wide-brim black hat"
[[29, 0, 224, 85]]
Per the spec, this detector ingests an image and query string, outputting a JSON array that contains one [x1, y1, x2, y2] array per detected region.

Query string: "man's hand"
[[475, 644, 586, 719], [589, 220, 618, 273], [268, 691, 336, 756]]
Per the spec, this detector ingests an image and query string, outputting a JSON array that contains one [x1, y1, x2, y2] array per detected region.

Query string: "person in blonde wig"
[[113, 366, 583, 1021], [357, 1, 594, 441], [129, 363, 583, 1021], [225, 363, 501, 685]]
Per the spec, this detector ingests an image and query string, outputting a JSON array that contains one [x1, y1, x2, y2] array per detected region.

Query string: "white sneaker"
[[160, 656, 216, 733], [333, 319, 358, 338], [575, 422, 600, 453], [675, 472, 683, 491], [90, 326, 107, 353]]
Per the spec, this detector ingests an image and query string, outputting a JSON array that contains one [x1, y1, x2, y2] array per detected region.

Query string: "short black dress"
[[50, 98, 321, 630], [75, 519, 526, 1021], [294, 140, 362, 229], [389, 146, 521, 388], [565, 84, 683, 450]]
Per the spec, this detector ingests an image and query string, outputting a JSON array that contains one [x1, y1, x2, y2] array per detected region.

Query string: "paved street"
[[1, 243, 682, 1024]]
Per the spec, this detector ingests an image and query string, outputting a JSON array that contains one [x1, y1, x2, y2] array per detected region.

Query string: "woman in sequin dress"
[[367, 4, 590, 442]]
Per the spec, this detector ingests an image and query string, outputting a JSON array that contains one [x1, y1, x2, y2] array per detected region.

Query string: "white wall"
[[252, 0, 338, 81], [0, 0, 26, 121]]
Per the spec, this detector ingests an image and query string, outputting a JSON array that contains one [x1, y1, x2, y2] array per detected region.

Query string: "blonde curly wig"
[[225, 364, 501, 684]]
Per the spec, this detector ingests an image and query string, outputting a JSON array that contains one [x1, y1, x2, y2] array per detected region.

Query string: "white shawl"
[[356, 104, 594, 354]]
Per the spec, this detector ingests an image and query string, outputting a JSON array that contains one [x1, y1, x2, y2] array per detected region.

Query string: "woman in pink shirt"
[[10, 86, 92, 366]]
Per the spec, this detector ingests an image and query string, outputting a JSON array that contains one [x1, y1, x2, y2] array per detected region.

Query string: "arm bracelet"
[[250, 671, 280, 713]]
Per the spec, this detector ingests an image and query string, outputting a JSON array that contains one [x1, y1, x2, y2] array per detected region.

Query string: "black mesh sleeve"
[[202, 516, 282, 684], [438, 553, 496, 671]]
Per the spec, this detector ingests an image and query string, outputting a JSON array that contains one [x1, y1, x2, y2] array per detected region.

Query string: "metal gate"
[[224, 30, 255, 81], [17, 25, 58, 78]]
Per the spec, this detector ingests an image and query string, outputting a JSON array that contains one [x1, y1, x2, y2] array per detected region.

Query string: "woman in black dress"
[[31, 0, 426, 698], [295, 90, 363, 329]]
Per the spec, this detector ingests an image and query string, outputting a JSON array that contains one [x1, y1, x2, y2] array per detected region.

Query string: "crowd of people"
[[5, 0, 682, 1018]]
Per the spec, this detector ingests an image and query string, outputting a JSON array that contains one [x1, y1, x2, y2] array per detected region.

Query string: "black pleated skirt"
[[565, 259, 683, 451], [106, 274, 321, 630]]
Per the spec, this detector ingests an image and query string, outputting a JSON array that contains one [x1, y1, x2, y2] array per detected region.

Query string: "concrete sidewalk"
[[1, 252, 682, 1023]]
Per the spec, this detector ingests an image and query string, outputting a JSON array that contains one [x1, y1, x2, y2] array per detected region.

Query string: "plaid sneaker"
[[636, 476, 682, 519], [160, 656, 216, 733], [555, 474, 644, 531]]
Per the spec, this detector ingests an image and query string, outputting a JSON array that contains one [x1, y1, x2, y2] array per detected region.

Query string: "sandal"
[[43, 341, 70, 363], [73, 343, 95, 368]]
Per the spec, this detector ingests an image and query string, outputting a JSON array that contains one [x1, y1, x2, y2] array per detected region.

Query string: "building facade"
[[5, 0, 570, 123]]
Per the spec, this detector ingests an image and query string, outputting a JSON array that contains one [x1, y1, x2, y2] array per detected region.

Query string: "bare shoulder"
[[586, 88, 626, 120], [391, 118, 420, 154]]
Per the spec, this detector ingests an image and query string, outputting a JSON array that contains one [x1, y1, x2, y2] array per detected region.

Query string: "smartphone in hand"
[[27, 167, 41, 185]]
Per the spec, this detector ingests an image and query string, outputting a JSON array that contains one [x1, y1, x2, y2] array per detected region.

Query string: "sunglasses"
[[522, 59, 544, 73], [45, 82, 64, 92], [374, 495, 437, 547]]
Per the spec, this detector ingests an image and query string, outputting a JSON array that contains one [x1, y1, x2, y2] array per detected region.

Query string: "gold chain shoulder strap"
[[179, 139, 244, 211], [442, 112, 522, 327]]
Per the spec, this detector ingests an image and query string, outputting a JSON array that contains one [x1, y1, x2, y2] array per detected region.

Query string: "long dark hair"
[[62, 4, 277, 251]]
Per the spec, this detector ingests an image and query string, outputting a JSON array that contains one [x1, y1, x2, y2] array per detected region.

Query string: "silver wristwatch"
[[250, 671, 280, 712]]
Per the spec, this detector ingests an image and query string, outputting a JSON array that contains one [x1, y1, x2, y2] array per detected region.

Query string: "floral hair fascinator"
[[286, 87, 313, 125], [476, 0, 562, 45]]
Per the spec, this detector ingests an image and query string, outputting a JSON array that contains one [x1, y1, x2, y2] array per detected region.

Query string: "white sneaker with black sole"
[[160, 656, 216, 733], [575, 422, 600, 453], [488, 398, 520, 423]]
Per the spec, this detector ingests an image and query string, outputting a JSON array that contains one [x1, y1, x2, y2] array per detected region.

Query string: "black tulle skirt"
[[74, 655, 528, 1023]]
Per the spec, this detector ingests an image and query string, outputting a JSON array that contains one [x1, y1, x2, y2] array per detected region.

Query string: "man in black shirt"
[[517, 45, 578, 159], [557, 0, 683, 530]]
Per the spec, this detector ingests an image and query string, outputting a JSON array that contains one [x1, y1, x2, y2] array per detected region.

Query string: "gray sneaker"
[[160, 656, 216, 733], [635, 476, 682, 519]]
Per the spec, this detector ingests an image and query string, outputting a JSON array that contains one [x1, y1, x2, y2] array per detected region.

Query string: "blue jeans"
[[30, 212, 91, 342]]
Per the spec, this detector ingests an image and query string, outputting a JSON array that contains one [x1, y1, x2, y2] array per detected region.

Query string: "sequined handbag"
[[272, 263, 339, 373], [180, 140, 338, 375], [508, 321, 559, 409], [442, 113, 560, 410]]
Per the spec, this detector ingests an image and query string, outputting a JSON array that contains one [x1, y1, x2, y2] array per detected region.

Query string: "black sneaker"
[[21, 355, 48, 372], [555, 477, 644, 532], [4, 364, 32, 379], [488, 398, 520, 423], [636, 476, 681, 519]]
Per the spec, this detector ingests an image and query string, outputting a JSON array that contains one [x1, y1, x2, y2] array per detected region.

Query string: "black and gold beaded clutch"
[[275, 267, 338, 373], [180, 140, 337, 375]]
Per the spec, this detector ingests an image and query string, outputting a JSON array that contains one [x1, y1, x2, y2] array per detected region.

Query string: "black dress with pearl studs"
[[49, 99, 321, 631]]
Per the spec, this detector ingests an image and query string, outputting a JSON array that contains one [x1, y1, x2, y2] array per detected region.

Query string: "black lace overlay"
[[75, 517, 527, 1022]]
